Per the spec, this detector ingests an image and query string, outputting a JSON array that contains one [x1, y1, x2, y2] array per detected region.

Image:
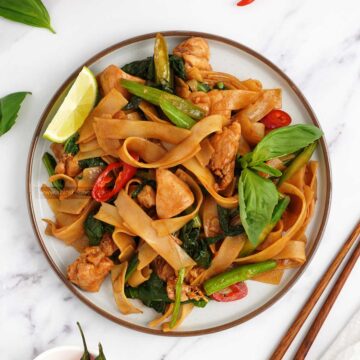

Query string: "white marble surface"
[[0, 0, 359, 359]]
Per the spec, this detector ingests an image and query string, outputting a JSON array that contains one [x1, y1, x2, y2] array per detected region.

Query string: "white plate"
[[27, 31, 331, 336]]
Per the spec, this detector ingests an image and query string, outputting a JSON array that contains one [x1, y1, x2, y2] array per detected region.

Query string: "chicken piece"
[[65, 156, 81, 177], [156, 168, 194, 219], [137, 185, 156, 209], [100, 233, 118, 256], [50, 143, 65, 161], [209, 122, 241, 191], [67, 246, 113, 292], [98, 65, 145, 99], [153, 257, 175, 282], [173, 37, 212, 81], [167, 277, 207, 302], [55, 161, 65, 174]]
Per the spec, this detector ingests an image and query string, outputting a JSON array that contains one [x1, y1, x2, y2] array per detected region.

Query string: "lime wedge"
[[43, 66, 97, 143]]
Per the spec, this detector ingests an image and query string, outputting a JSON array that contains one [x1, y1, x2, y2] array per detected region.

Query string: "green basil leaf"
[[0, 91, 30, 136], [78, 157, 107, 169], [0, 0, 55, 33], [238, 169, 279, 245], [64, 132, 79, 155], [250, 124, 323, 165], [251, 163, 282, 177], [169, 55, 186, 80]]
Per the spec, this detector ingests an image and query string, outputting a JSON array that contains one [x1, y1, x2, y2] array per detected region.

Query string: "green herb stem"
[[170, 267, 185, 328]]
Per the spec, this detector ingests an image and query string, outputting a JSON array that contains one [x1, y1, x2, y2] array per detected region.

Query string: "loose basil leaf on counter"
[[251, 163, 282, 177], [0, 91, 30, 136], [0, 0, 55, 33], [77, 322, 91, 360], [249, 124, 323, 166], [238, 168, 279, 245]]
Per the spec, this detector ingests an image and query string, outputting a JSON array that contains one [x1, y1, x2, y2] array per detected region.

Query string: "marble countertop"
[[1, 0, 359, 359]]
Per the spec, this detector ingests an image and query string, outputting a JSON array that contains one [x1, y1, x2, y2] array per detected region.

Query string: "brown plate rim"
[[26, 30, 332, 337]]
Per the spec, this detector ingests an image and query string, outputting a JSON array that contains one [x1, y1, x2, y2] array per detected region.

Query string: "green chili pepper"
[[240, 196, 290, 257], [120, 79, 205, 120], [77, 322, 91, 360], [94, 343, 106, 360], [42, 152, 64, 191], [159, 96, 196, 129], [203, 260, 277, 295], [170, 267, 185, 328], [154, 33, 171, 87], [278, 142, 317, 186]]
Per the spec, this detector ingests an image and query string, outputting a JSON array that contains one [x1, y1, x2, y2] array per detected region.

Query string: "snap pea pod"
[[204, 260, 277, 295], [278, 142, 317, 186], [239, 196, 290, 257], [154, 33, 171, 86], [159, 96, 196, 129], [170, 267, 185, 328], [42, 152, 64, 191], [120, 79, 205, 120]]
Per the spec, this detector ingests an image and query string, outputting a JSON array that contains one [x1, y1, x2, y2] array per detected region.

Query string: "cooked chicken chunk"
[[173, 37, 212, 80], [156, 168, 194, 219], [98, 65, 144, 98], [167, 277, 207, 302], [67, 246, 113, 292], [100, 233, 118, 256], [137, 185, 156, 209], [209, 122, 241, 191], [153, 257, 175, 282]]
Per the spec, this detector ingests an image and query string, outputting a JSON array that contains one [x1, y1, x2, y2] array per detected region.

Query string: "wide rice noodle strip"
[[78, 89, 128, 143], [115, 191, 196, 270], [148, 304, 174, 328], [76, 148, 107, 160], [48, 174, 77, 200], [162, 304, 194, 332], [201, 195, 221, 254], [111, 263, 142, 315], [274, 240, 306, 267], [128, 266, 152, 287], [94, 202, 135, 235], [139, 101, 168, 124], [93, 121, 122, 158], [112, 229, 136, 262], [252, 269, 285, 285], [126, 112, 143, 121], [193, 235, 246, 286], [210, 90, 260, 112], [238, 135, 251, 156], [93, 119, 190, 145], [235, 182, 307, 264], [55, 212, 78, 227], [118, 115, 223, 169], [195, 139, 214, 167], [239, 89, 282, 123], [183, 157, 238, 209], [77, 166, 103, 192], [79, 138, 101, 152], [151, 169, 203, 236], [43, 201, 96, 244], [233, 112, 265, 146], [137, 242, 158, 270], [257, 220, 284, 251]]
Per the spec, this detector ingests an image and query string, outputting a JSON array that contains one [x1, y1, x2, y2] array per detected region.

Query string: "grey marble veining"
[[1, 0, 360, 359]]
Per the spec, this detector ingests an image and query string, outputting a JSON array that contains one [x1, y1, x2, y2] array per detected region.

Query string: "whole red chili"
[[237, 0, 255, 6]]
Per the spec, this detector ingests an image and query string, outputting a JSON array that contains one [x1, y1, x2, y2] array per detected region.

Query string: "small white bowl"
[[33, 346, 95, 360]]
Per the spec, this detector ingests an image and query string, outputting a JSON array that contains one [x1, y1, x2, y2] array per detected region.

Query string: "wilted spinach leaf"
[[78, 157, 107, 169], [84, 211, 114, 246]]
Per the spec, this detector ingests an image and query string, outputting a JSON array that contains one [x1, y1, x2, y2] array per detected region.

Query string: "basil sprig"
[[0, 92, 31, 136], [0, 0, 55, 33], [238, 169, 279, 245], [243, 124, 323, 168]]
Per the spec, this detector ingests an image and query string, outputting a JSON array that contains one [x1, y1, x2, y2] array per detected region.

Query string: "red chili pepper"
[[260, 109, 292, 129], [237, 0, 255, 6], [92, 155, 138, 202], [211, 282, 248, 302]]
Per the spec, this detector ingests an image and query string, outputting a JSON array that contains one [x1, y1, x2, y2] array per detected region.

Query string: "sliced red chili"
[[260, 109, 292, 129], [92, 155, 138, 202], [237, 0, 255, 6], [211, 282, 248, 302]]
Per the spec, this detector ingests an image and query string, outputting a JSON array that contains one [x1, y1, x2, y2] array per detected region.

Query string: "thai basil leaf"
[[123, 95, 142, 111], [131, 179, 156, 199], [78, 157, 107, 169], [64, 132, 79, 155], [77, 322, 91, 360], [0, 0, 55, 33], [217, 206, 244, 236], [125, 255, 139, 282], [251, 163, 282, 177], [122, 57, 154, 80], [42, 152, 64, 191], [249, 124, 323, 166], [125, 273, 170, 313], [84, 211, 114, 246], [238, 169, 279, 245], [94, 343, 106, 360], [0, 91, 30, 136], [169, 55, 186, 80]]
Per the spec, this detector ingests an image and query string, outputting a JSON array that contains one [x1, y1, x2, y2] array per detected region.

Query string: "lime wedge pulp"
[[43, 66, 97, 143]]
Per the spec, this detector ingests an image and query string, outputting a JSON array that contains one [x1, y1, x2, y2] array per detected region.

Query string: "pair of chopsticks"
[[270, 220, 360, 360]]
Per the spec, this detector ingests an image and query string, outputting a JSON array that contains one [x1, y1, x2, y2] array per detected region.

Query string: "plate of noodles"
[[27, 31, 331, 335]]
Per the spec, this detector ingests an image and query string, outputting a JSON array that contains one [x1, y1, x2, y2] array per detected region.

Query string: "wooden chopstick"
[[270, 221, 360, 360]]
